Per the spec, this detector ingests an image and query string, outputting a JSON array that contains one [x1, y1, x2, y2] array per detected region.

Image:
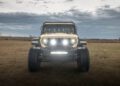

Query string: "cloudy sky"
[[0, 0, 120, 14], [0, 0, 120, 39]]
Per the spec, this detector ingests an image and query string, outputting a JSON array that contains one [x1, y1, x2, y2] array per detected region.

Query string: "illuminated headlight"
[[50, 39, 57, 46], [43, 38, 48, 44], [71, 38, 76, 44], [62, 39, 69, 46]]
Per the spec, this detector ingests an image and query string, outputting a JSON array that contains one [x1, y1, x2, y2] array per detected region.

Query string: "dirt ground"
[[0, 40, 120, 86]]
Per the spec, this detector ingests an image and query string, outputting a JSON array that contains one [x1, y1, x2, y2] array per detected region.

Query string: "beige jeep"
[[28, 22, 90, 72]]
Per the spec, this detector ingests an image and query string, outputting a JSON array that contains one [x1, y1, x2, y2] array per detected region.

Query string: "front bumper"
[[32, 46, 86, 62], [40, 47, 77, 62]]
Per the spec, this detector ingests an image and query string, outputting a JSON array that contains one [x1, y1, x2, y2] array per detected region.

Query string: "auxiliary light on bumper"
[[50, 51, 68, 55]]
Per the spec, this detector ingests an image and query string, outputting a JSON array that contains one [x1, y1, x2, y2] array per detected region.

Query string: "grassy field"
[[0, 40, 120, 86]]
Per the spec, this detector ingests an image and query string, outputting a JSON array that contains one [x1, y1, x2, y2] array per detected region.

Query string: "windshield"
[[42, 25, 76, 34]]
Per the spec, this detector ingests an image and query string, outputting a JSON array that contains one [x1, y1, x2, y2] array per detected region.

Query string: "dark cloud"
[[43, 1, 54, 4], [103, 5, 110, 9], [66, 0, 74, 2], [101, 0, 106, 1], [0, 6, 120, 39], [30, 0, 52, 4], [96, 6, 120, 18], [67, 8, 92, 19], [0, 1, 4, 6], [16, 0, 23, 4], [34, 0, 40, 1], [43, 1, 48, 4], [0, 1, 4, 4]]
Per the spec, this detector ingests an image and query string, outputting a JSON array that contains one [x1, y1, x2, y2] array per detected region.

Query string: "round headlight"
[[43, 38, 48, 44], [50, 39, 57, 46], [62, 39, 69, 46], [71, 38, 76, 44]]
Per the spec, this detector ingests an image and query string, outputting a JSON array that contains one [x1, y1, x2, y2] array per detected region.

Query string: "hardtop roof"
[[43, 21, 75, 25]]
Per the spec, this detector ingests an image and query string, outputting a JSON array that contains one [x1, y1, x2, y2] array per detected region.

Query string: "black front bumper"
[[40, 47, 77, 62]]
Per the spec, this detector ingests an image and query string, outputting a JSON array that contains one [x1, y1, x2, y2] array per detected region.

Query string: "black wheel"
[[28, 48, 40, 72], [77, 48, 90, 72]]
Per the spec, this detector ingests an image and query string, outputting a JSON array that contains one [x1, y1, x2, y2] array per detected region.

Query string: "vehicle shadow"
[[29, 62, 87, 75]]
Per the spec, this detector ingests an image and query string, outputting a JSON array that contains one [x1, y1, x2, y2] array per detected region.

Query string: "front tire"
[[77, 48, 90, 72], [28, 48, 40, 72]]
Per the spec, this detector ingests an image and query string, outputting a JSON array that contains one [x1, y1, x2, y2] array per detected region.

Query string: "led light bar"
[[50, 51, 68, 55]]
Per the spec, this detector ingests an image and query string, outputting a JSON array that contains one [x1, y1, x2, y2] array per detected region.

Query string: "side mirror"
[[80, 41, 87, 45], [32, 38, 39, 46]]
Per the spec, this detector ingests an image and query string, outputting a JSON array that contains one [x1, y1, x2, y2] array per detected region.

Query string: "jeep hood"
[[40, 33, 78, 38]]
